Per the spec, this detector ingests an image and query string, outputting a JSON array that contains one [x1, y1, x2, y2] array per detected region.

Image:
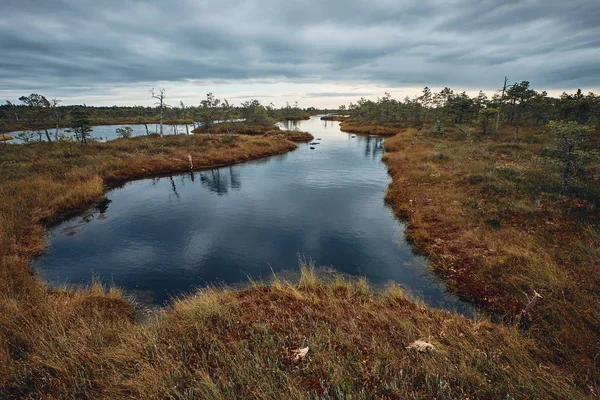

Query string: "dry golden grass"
[[0, 265, 585, 399], [340, 120, 402, 136], [375, 123, 600, 395], [277, 130, 314, 142], [193, 122, 275, 135]]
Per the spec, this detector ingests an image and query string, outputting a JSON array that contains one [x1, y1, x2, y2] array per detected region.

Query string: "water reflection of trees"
[[147, 166, 242, 199], [199, 166, 241, 195], [280, 120, 298, 131], [360, 136, 385, 159], [84, 197, 113, 221], [169, 176, 181, 200]]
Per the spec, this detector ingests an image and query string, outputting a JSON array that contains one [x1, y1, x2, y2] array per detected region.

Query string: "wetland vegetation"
[[0, 83, 598, 398]]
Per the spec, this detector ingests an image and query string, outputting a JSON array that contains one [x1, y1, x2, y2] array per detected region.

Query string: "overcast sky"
[[1, 0, 599, 108]]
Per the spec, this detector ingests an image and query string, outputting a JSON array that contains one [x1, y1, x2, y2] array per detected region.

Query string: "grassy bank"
[[343, 120, 599, 395], [0, 261, 583, 398]]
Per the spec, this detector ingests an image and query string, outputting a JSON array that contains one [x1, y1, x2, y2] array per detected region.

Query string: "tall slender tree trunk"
[[513, 111, 521, 144], [39, 112, 52, 143], [151, 89, 166, 138], [159, 106, 164, 138], [496, 76, 507, 134], [55, 111, 60, 141]]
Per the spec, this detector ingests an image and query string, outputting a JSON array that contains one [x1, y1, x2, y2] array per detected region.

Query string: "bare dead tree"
[[495, 76, 508, 134], [180, 101, 189, 135], [6, 101, 18, 121], [51, 98, 61, 141], [150, 88, 166, 138]]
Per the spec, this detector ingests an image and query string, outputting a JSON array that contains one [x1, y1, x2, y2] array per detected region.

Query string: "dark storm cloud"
[[0, 0, 599, 99]]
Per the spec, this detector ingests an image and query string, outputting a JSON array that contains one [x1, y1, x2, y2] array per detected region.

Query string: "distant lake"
[[33, 116, 471, 315], [7, 119, 245, 142], [7, 123, 194, 142]]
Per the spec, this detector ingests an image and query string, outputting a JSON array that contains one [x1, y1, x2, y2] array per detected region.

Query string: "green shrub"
[[430, 119, 445, 135]]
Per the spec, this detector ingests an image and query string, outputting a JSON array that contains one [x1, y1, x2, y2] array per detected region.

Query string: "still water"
[[34, 116, 470, 314], [8, 119, 246, 142], [8, 123, 194, 142]]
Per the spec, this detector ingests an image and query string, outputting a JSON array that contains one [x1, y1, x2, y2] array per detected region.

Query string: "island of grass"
[[192, 121, 313, 142], [340, 120, 400, 135], [320, 115, 349, 121], [280, 114, 311, 121]]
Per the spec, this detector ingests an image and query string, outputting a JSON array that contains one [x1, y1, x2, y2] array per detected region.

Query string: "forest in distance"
[[1, 79, 599, 143]]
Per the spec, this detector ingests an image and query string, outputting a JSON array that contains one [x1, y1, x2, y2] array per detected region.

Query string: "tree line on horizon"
[[343, 80, 600, 193], [342, 80, 600, 142], [0, 91, 319, 144], [1, 80, 598, 145]]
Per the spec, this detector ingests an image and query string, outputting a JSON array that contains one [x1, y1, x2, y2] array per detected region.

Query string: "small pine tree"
[[116, 126, 133, 139], [547, 120, 596, 186], [430, 119, 445, 135], [478, 108, 499, 135], [66, 108, 93, 145]]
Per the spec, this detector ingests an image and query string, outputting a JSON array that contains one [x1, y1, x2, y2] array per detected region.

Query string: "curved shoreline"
[[46, 145, 297, 228], [1, 134, 298, 258]]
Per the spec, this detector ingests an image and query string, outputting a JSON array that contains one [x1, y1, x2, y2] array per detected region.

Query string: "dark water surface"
[[34, 116, 471, 314]]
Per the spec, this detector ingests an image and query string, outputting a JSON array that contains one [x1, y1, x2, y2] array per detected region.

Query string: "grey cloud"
[[0, 0, 599, 103]]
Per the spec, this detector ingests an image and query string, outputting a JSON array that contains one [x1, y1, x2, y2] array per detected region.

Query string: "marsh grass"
[[340, 120, 402, 136], [278, 130, 314, 142], [375, 122, 600, 395], [0, 267, 584, 398]]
